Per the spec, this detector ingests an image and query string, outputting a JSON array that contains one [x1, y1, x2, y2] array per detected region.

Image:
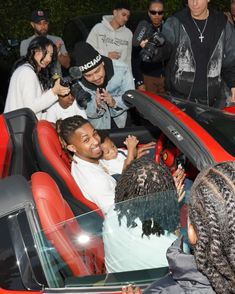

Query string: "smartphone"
[[99, 88, 104, 94]]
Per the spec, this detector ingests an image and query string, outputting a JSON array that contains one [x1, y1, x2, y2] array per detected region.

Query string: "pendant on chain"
[[199, 34, 204, 43]]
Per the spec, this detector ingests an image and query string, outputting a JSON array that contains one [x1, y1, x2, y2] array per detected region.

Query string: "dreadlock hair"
[[12, 36, 57, 91], [189, 161, 235, 294], [56, 116, 89, 162], [56, 119, 73, 163], [57, 115, 89, 146], [115, 157, 179, 238]]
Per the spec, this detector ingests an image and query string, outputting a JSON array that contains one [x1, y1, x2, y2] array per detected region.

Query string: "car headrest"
[[31, 171, 104, 276], [2, 108, 38, 179], [0, 115, 12, 178], [33, 120, 102, 217]]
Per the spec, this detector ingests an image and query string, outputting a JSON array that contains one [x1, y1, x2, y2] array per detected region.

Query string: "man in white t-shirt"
[[58, 115, 116, 214], [57, 116, 156, 213]]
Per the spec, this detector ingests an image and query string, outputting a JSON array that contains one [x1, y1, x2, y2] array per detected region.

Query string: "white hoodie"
[[87, 15, 133, 72]]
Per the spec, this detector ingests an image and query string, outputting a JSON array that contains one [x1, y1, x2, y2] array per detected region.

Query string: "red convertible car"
[[0, 90, 235, 294]]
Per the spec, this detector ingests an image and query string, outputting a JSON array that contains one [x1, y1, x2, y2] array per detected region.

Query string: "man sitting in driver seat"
[[56, 115, 186, 216]]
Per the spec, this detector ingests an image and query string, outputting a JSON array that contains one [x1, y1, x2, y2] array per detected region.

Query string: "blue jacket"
[[80, 57, 134, 129]]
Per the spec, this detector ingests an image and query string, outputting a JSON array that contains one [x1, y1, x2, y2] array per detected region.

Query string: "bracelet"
[[136, 80, 144, 87]]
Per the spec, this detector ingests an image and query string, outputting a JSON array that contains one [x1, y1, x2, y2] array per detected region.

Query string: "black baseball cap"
[[31, 10, 49, 23]]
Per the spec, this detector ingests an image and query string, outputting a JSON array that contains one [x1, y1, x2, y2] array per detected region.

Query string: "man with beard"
[[72, 42, 134, 129], [20, 10, 70, 75]]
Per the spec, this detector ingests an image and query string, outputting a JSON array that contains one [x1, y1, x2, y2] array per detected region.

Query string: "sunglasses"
[[149, 10, 164, 16]]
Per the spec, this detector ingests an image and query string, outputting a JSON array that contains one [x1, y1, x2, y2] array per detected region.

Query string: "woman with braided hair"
[[138, 160, 235, 294], [103, 156, 183, 273]]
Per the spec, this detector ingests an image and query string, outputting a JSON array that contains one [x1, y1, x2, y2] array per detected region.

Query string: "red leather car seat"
[[0, 115, 12, 178], [0, 108, 38, 179], [33, 120, 103, 217], [31, 171, 105, 276]]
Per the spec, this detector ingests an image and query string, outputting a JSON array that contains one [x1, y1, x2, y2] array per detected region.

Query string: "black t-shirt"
[[186, 12, 215, 102]]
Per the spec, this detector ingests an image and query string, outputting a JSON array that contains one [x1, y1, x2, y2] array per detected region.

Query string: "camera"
[[70, 81, 91, 109], [60, 77, 91, 109], [133, 20, 165, 63], [140, 31, 165, 62], [52, 67, 92, 109]]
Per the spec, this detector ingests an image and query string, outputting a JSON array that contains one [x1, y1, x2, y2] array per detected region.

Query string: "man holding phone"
[[72, 41, 134, 129]]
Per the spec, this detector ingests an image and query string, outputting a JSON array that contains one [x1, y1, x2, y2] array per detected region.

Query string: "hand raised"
[[52, 78, 70, 96]]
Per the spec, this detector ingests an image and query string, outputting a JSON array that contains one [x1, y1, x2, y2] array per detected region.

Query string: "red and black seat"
[[32, 120, 103, 219], [0, 114, 12, 178], [31, 171, 105, 276], [0, 108, 38, 179]]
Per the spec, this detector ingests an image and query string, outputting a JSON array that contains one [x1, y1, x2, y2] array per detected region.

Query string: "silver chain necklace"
[[192, 15, 208, 43]]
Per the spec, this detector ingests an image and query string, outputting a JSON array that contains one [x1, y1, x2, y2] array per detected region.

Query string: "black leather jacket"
[[152, 8, 235, 108]]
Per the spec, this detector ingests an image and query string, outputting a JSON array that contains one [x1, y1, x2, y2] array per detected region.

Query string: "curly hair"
[[12, 36, 57, 91], [189, 161, 235, 294], [57, 115, 89, 145], [115, 157, 179, 237]]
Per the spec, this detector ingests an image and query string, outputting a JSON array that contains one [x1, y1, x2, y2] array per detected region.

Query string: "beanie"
[[73, 42, 103, 74]]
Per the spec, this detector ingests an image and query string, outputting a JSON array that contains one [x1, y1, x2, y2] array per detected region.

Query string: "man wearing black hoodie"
[[149, 0, 235, 108]]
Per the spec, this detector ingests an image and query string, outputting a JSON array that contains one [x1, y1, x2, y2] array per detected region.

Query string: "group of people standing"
[[4, 3, 135, 129], [3, 0, 235, 128], [3, 1, 235, 293]]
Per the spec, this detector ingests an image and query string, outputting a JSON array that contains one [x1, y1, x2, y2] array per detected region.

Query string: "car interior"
[[31, 171, 105, 277], [0, 107, 200, 290], [31, 172, 173, 288], [32, 119, 103, 218], [0, 107, 38, 179]]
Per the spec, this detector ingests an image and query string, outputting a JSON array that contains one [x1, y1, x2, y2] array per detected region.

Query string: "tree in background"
[[0, 0, 231, 41]]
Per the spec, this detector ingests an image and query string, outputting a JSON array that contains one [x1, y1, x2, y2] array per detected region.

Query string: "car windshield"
[[33, 191, 181, 288], [171, 99, 235, 157]]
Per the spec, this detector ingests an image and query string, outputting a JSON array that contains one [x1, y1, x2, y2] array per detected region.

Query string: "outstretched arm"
[[123, 135, 139, 171]]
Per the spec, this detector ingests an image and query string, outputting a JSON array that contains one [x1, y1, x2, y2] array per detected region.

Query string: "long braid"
[[216, 162, 235, 273], [192, 185, 234, 293], [189, 161, 235, 294], [55, 119, 73, 162], [115, 157, 179, 237]]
